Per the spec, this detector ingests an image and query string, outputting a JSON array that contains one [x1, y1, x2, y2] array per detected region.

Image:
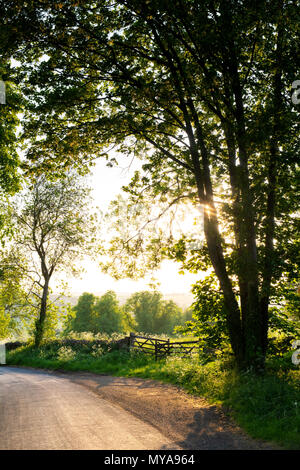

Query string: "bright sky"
[[54, 156, 205, 296]]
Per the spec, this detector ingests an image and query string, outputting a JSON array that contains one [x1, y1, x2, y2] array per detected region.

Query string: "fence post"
[[155, 339, 158, 361], [129, 332, 135, 351]]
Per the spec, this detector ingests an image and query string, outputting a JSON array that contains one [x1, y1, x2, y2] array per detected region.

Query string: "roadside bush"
[[57, 346, 76, 362], [35, 336, 126, 357], [91, 344, 105, 358]]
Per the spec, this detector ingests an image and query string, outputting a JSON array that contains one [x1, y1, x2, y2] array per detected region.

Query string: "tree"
[[0, 306, 10, 339], [121, 307, 137, 334], [0, 27, 23, 234], [93, 291, 124, 334], [6, 0, 300, 369], [124, 291, 162, 334], [0, 60, 22, 196], [67, 292, 97, 333], [0, 56, 22, 250], [0, 255, 33, 340], [9, 174, 97, 347], [182, 307, 194, 325], [156, 300, 182, 336], [124, 290, 183, 335], [176, 275, 231, 352]]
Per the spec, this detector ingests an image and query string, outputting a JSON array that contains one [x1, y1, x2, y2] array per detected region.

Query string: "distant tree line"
[[65, 290, 193, 336]]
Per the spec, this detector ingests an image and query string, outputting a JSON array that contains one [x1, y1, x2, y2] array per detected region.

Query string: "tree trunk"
[[34, 278, 49, 348], [203, 214, 245, 367], [219, 2, 266, 370]]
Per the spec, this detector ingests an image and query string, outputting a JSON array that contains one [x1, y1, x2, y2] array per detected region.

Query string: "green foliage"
[[93, 291, 124, 334], [0, 305, 10, 339], [269, 307, 300, 338], [176, 275, 229, 351], [0, 256, 34, 339], [0, 257, 74, 341], [273, 278, 300, 322], [5, 174, 98, 346], [157, 300, 183, 336], [0, 197, 15, 247], [57, 346, 76, 362], [124, 290, 184, 335], [121, 308, 137, 333], [0, 55, 22, 278], [67, 290, 186, 337], [42, 301, 64, 341], [66, 292, 97, 334], [177, 274, 300, 358], [67, 291, 133, 335], [0, 60, 22, 196], [267, 307, 300, 358], [124, 291, 162, 334], [61, 330, 125, 343]]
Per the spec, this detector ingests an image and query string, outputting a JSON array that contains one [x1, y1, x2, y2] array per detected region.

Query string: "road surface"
[[0, 367, 181, 450]]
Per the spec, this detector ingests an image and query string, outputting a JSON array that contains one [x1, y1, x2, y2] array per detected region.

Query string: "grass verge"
[[7, 342, 300, 450]]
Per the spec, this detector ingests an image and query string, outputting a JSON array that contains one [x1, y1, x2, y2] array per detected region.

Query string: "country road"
[[0, 367, 180, 450], [0, 366, 277, 450]]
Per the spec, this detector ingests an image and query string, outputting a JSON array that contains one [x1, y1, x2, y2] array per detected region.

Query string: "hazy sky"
[[54, 156, 204, 296]]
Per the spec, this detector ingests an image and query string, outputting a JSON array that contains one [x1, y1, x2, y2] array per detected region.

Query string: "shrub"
[[57, 346, 76, 361]]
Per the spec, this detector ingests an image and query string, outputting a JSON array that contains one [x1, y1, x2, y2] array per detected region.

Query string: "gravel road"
[[0, 366, 277, 450]]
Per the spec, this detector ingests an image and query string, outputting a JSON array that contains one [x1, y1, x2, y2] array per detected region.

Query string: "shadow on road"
[[3, 367, 277, 450], [64, 372, 273, 450]]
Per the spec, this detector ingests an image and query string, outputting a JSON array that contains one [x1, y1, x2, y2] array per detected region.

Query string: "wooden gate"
[[129, 333, 200, 360]]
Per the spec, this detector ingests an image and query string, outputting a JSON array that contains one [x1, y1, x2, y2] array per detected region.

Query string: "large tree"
[[8, 174, 96, 346], [4, 0, 299, 369]]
